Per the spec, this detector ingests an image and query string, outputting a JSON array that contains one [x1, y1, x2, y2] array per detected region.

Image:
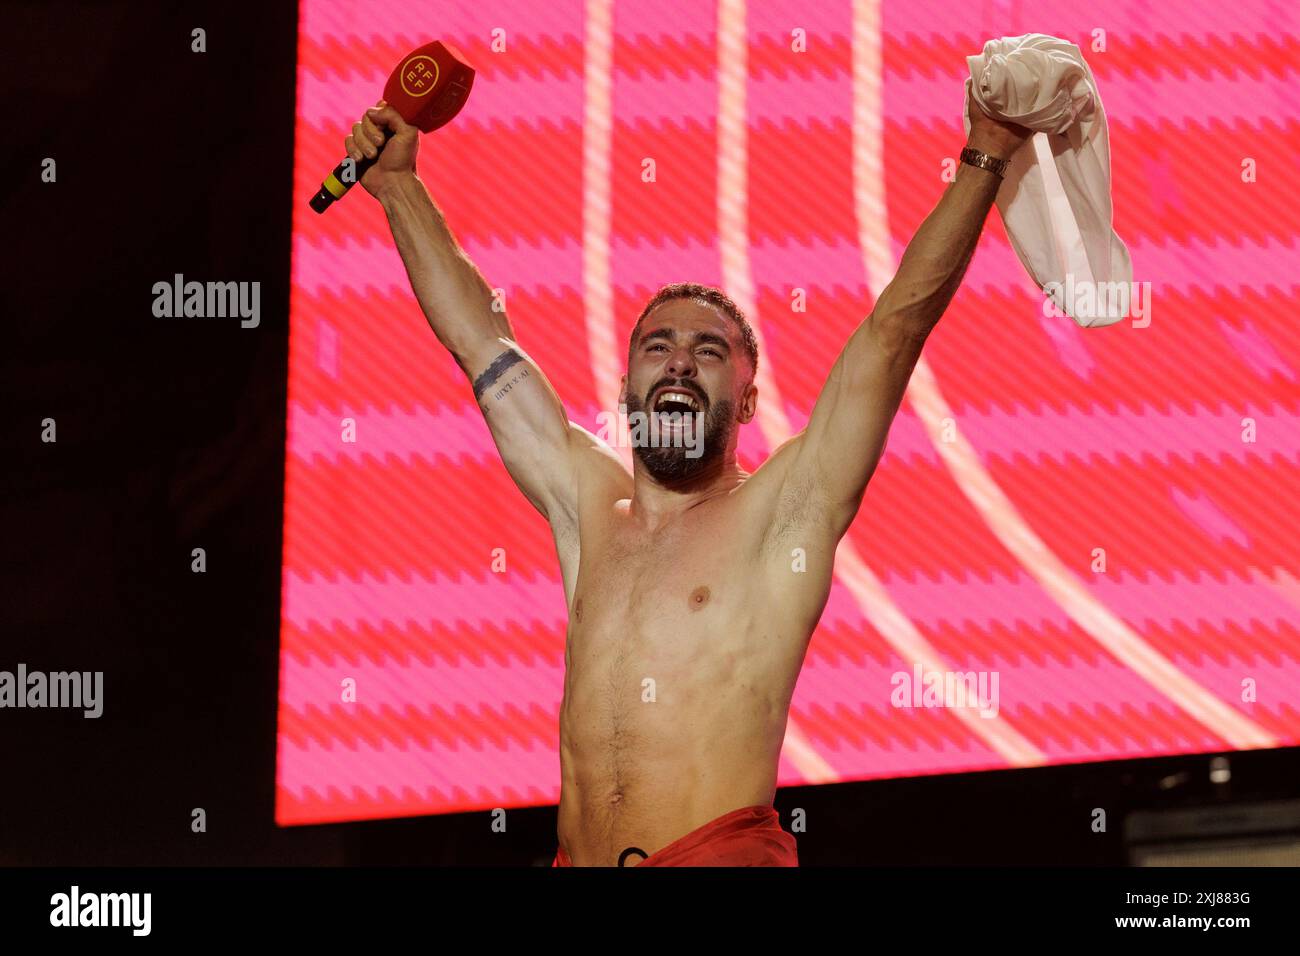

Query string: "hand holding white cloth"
[[964, 34, 1133, 328]]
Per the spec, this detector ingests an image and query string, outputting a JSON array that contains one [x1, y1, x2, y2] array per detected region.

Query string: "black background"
[[2, 0, 1296, 866]]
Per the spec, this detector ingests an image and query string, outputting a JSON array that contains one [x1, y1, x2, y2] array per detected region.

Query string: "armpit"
[[760, 466, 832, 553]]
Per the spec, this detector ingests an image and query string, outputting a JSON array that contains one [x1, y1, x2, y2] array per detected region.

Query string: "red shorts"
[[552, 805, 798, 867]]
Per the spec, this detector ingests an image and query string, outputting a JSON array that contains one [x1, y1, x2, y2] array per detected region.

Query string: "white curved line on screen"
[[849, 0, 1273, 752]]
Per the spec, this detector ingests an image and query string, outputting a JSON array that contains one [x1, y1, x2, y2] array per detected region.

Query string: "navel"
[[574, 598, 584, 623], [688, 586, 711, 610]]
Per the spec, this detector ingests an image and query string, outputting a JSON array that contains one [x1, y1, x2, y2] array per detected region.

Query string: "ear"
[[737, 378, 758, 423], [618, 374, 628, 408]]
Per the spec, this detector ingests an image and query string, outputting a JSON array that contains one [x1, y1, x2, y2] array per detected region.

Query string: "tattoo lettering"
[[473, 348, 529, 412]]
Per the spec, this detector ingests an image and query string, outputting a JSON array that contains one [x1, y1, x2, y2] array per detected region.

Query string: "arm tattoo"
[[472, 347, 530, 413]]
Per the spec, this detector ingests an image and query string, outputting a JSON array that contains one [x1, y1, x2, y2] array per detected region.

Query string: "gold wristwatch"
[[959, 146, 1010, 179]]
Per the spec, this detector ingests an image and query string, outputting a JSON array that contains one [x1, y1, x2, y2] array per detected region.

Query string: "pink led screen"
[[279, 0, 1300, 825]]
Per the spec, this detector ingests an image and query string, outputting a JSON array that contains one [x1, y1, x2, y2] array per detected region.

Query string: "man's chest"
[[564, 503, 787, 717], [573, 504, 748, 625]]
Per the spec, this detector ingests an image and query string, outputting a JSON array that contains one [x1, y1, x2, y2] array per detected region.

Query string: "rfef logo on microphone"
[[400, 55, 439, 96]]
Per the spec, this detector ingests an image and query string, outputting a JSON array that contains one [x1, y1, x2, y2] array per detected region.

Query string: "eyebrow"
[[640, 327, 733, 353]]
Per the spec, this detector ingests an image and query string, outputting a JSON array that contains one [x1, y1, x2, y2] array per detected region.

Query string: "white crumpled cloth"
[[964, 33, 1133, 328]]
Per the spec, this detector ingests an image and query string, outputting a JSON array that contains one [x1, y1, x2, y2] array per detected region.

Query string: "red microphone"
[[309, 40, 475, 214]]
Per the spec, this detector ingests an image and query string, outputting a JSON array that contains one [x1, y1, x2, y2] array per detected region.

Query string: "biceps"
[[794, 319, 922, 527], [465, 340, 575, 518]]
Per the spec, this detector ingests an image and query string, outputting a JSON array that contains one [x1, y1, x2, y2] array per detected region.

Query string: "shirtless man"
[[342, 87, 1031, 866]]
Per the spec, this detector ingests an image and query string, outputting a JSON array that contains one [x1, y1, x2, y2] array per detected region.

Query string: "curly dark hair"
[[627, 282, 759, 379]]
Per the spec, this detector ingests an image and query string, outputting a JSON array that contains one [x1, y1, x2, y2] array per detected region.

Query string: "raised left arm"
[[760, 96, 1032, 544]]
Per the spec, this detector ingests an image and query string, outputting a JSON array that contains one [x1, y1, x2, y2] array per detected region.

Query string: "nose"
[[664, 347, 697, 379]]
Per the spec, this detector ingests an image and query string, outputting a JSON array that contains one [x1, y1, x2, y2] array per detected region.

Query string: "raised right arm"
[[376, 172, 576, 515], [349, 103, 627, 538]]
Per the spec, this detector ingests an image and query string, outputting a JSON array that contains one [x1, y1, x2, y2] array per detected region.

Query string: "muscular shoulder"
[[568, 422, 632, 498], [728, 439, 842, 636], [736, 430, 837, 556], [551, 423, 630, 540], [547, 423, 630, 602]]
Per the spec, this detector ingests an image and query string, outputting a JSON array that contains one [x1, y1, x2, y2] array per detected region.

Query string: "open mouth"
[[652, 389, 703, 415]]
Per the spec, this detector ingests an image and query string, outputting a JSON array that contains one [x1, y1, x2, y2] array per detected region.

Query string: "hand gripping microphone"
[[309, 40, 475, 214]]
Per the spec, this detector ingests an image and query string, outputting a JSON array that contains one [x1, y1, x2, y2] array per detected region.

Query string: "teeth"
[[655, 391, 700, 411]]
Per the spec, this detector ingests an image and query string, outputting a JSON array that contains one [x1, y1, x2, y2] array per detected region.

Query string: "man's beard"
[[624, 388, 735, 484]]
